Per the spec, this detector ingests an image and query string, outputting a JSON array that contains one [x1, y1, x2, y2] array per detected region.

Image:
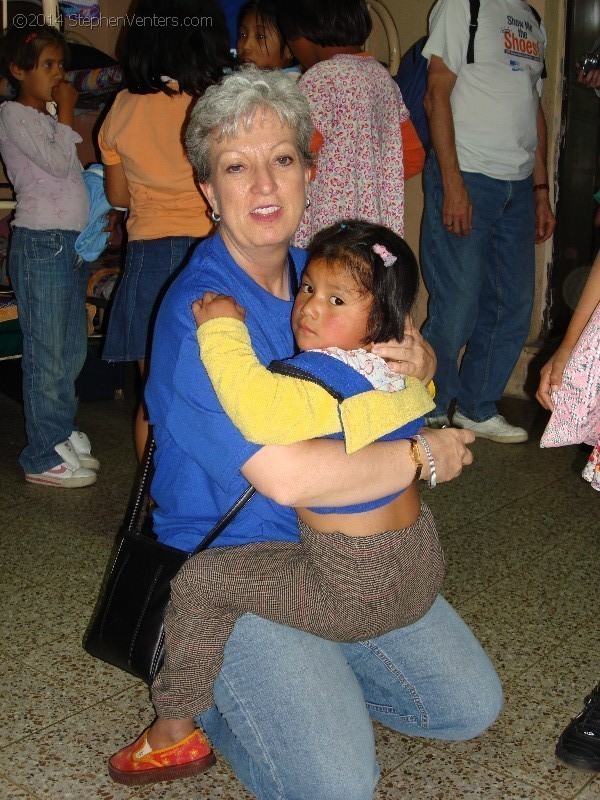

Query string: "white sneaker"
[[69, 430, 100, 470], [25, 440, 97, 488], [453, 412, 528, 443]]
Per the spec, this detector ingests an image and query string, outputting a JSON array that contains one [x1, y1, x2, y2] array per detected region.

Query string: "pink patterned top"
[[0, 102, 89, 231], [294, 54, 410, 248], [314, 347, 407, 392]]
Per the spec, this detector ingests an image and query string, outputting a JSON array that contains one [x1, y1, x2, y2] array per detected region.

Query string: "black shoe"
[[556, 683, 600, 771]]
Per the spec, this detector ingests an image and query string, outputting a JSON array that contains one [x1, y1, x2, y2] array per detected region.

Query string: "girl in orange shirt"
[[98, 0, 231, 458]]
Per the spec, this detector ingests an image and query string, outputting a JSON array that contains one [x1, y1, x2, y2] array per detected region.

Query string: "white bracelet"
[[415, 434, 436, 488]]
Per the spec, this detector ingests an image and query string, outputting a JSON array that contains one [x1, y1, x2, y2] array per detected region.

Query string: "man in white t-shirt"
[[419, 0, 556, 442]]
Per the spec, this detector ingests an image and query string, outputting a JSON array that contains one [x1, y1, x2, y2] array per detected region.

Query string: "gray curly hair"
[[186, 66, 315, 183]]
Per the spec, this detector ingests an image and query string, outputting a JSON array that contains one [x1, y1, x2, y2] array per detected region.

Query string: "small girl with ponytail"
[[0, 25, 99, 487], [109, 220, 444, 786]]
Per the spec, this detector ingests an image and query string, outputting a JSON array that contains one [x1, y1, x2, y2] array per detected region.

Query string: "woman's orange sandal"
[[108, 728, 216, 786]]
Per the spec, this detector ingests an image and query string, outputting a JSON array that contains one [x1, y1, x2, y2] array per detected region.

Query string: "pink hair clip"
[[25, 33, 37, 43], [372, 243, 397, 268]]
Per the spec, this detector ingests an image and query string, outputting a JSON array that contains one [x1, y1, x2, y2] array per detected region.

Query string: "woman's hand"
[[418, 427, 475, 484], [535, 344, 573, 411], [371, 318, 436, 383], [192, 292, 246, 327]]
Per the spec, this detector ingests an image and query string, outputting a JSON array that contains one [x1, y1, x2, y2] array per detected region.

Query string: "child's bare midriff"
[[297, 481, 421, 536]]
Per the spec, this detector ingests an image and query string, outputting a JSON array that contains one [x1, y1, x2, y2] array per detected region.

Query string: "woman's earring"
[[210, 210, 221, 223], [305, 198, 311, 209]]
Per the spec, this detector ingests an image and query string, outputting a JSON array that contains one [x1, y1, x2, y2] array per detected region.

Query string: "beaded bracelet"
[[415, 434, 437, 489]]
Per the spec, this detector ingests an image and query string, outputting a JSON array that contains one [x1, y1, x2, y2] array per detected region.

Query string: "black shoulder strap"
[[466, 0, 480, 64], [125, 437, 255, 554], [192, 484, 255, 554], [528, 4, 541, 25], [528, 4, 547, 79]]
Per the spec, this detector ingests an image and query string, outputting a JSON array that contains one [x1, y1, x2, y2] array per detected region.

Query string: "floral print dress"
[[294, 54, 409, 247], [541, 302, 600, 491]]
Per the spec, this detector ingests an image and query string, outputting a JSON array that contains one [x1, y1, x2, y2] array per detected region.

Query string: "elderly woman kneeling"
[[112, 67, 501, 799]]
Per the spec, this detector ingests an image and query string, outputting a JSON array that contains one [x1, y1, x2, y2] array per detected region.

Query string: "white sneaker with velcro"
[[25, 440, 97, 488], [69, 430, 100, 470]]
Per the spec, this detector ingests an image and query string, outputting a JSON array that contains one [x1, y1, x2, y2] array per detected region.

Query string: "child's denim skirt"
[[103, 235, 199, 362]]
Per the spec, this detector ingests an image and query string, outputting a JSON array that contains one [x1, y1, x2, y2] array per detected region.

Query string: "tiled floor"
[[0, 363, 598, 800]]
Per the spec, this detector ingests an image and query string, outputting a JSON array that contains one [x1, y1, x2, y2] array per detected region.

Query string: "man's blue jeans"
[[9, 227, 88, 473], [420, 155, 535, 422], [199, 596, 502, 800]]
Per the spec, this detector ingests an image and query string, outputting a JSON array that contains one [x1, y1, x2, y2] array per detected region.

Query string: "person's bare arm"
[[104, 162, 130, 209], [241, 428, 474, 508], [423, 55, 472, 236], [532, 103, 556, 244], [536, 249, 600, 410]]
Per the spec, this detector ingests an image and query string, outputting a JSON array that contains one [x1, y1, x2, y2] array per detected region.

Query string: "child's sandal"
[[108, 728, 215, 786]]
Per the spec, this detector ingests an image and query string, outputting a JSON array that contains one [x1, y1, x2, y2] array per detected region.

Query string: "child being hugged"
[[276, 0, 426, 246], [108, 221, 445, 787], [236, 0, 298, 73], [0, 25, 98, 487]]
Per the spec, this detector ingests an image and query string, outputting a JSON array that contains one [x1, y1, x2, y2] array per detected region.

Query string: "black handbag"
[[84, 439, 255, 685]]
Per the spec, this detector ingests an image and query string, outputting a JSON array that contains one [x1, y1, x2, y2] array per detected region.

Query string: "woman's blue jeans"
[[198, 596, 502, 800], [420, 154, 535, 422], [9, 227, 88, 473]]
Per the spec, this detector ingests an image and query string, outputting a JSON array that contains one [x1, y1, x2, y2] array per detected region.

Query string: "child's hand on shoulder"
[[192, 292, 246, 327], [51, 80, 78, 109]]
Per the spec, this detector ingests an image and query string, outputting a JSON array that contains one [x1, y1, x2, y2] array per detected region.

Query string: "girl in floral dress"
[[276, 0, 425, 247], [537, 248, 600, 490]]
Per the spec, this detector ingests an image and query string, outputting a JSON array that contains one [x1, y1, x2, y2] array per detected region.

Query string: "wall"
[[368, 0, 567, 398], [367, 0, 433, 326]]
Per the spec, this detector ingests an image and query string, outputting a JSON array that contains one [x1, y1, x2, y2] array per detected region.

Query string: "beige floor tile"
[[0, 686, 254, 800], [373, 747, 555, 798], [1, 372, 598, 800], [454, 538, 598, 680], [577, 779, 600, 798], [0, 779, 39, 800], [373, 721, 428, 774], [0, 654, 116, 750], [424, 437, 587, 532], [434, 621, 598, 797]]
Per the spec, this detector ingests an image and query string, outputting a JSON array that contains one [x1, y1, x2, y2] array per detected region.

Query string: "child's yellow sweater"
[[197, 318, 434, 455]]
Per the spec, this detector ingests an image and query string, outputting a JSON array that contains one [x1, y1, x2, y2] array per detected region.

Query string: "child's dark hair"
[[306, 219, 419, 345], [276, 0, 371, 48], [0, 25, 68, 91], [238, 0, 291, 61], [120, 0, 232, 96]]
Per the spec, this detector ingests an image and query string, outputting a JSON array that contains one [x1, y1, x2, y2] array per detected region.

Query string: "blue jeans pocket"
[[29, 231, 64, 261]]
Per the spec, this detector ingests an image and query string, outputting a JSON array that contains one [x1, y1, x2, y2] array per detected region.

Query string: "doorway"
[[550, 0, 600, 336]]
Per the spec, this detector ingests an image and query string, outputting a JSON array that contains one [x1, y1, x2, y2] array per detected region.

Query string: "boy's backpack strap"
[[466, 0, 481, 64]]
